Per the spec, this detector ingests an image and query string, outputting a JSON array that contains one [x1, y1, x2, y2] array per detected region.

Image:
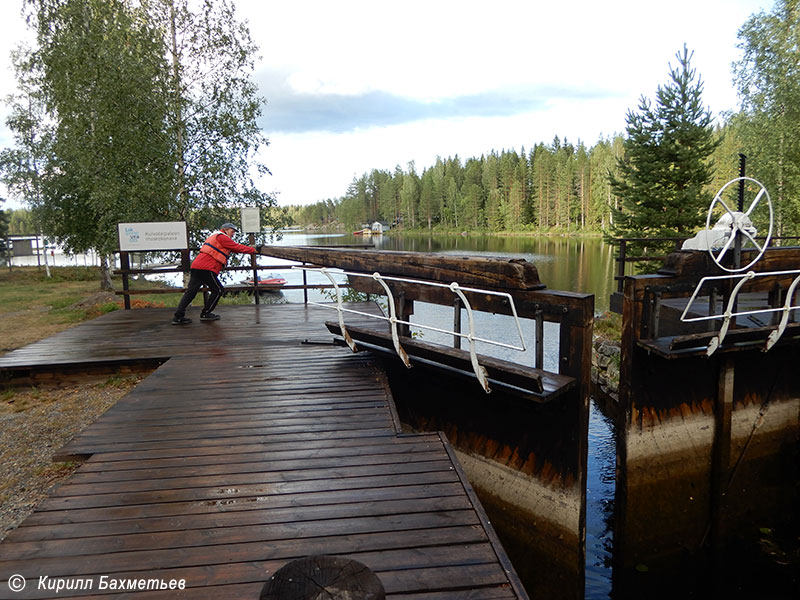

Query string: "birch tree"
[[733, 0, 800, 235]]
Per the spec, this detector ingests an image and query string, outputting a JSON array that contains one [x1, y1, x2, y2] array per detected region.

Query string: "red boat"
[[244, 275, 287, 291]]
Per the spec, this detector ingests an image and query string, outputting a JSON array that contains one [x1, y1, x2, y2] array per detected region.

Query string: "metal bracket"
[[320, 267, 357, 352], [707, 271, 755, 356], [450, 282, 490, 393], [765, 273, 800, 351], [371, 272, 411, 368]]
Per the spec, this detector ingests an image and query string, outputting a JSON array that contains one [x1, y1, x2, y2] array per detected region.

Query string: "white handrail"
[[679, 268, 800, 355], [293, 266, 529, 393], [317, 267, 357, 352], [766, 273, 800, 351], [370, 272, 411, 368]]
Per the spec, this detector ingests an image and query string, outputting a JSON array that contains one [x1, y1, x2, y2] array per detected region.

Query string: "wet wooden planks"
[[0, 304, 375, 368], [0, 304, 527, 599]]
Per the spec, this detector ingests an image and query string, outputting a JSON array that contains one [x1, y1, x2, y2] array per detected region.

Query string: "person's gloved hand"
[[255, 244, 264, 253]]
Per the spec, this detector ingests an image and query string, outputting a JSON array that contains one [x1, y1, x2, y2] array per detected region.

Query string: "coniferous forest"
[[285, 131, 745, 234]]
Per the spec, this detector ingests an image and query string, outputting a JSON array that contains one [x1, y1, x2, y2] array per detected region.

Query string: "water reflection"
[[586, 398, 617, 599]]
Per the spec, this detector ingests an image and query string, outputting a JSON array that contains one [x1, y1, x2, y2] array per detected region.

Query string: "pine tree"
[[610, 46, 720, 253]]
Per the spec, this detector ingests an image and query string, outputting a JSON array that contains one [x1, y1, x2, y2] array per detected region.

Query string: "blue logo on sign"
[[125, 227, 139, 243]]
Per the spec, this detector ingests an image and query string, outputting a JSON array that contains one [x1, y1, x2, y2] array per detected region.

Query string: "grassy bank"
[[0, 266, 151, 539]]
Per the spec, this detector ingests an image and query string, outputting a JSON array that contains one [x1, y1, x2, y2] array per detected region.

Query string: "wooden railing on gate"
[[255, 245, 594, 397]]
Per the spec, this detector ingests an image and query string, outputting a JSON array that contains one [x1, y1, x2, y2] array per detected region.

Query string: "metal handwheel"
[[705, 176, 773, 273]]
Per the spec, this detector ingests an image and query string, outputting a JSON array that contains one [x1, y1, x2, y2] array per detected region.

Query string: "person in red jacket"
[[172, 223, 261, 325]]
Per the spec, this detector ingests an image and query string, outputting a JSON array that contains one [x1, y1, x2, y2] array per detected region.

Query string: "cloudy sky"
[[0, 0, 775, 209]]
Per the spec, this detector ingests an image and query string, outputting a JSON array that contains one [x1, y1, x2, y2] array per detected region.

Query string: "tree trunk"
[[100, 253, 114, 291], [170, 1, 188, 217]]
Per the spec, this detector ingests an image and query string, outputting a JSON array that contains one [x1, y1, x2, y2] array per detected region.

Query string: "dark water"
[[273, 232, 618, 598]]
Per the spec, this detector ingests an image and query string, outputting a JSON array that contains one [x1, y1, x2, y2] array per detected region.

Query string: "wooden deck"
[[0, 304, 528, 599]]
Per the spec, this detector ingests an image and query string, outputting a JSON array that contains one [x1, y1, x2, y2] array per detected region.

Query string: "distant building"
[[371, 221, 391, 234]]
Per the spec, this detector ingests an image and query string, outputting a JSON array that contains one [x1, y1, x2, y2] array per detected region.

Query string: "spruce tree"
[[609, 46, 720, 256]]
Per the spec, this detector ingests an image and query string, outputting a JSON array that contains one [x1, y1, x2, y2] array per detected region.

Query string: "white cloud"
[[240, 0, 772, 206], [1, 0, 774, 210]]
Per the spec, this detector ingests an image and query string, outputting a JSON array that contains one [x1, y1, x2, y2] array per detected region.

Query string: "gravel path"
[[0, 378, 141, 541]]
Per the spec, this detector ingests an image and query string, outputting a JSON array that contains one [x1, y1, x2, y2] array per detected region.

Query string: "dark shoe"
[[200, 312, 220, 321], [172, 316, 192, 325]]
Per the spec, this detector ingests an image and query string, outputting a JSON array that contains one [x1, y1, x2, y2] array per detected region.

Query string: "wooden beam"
[[658, 246, 800, 277], [349, 276, 593, 323], [258, 246, 545, 290]]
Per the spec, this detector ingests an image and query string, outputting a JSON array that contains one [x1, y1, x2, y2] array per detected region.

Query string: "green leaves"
[[3, 0, 278, 263], [609, 46, 720, 254], [732, 0, 800, 236]]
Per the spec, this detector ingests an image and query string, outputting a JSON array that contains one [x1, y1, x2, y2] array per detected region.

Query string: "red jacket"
[[191, 231, 256, 274]]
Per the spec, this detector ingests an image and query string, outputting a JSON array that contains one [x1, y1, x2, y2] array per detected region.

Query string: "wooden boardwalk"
[[0, 304, 528, 599]]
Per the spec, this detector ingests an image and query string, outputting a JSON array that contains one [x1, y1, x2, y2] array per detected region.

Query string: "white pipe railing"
[[680, 269, 800, 355], [294, 266, 528, 393]]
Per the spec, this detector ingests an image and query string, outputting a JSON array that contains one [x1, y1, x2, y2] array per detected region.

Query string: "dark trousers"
[[174, 269, 224, 318]]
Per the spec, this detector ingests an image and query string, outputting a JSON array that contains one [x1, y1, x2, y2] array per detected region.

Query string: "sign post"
[[240, 207, 260, 234], [117, 222, 189, 309], [240, 208, 261, 304], [118, 222, 188, 252]]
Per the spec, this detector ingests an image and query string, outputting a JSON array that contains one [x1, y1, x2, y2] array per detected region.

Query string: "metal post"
[[708, 288, 719, 332], [617, 239, 627, 293], [652, 292, 662, 339], [396, 291, 411, 338], [709, 357, 734, 570], [734, 154, 746, 272], [249, 232, 259, 305], [535, 310, 544, 370], [303, 262, 308, 305], [120, 251, 131, 310], [729, 155, 748, 327]]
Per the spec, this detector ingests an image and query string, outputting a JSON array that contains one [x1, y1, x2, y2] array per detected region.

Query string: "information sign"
[[118, 222, 188, 251], [241, 207, 261, 233]]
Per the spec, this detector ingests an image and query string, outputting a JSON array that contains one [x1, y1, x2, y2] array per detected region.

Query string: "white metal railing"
[[294, 266, 527, 393], [680, 269, 800, 355]]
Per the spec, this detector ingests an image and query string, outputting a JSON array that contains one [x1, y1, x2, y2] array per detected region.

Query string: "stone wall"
[[591, 338, 620, 400]]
